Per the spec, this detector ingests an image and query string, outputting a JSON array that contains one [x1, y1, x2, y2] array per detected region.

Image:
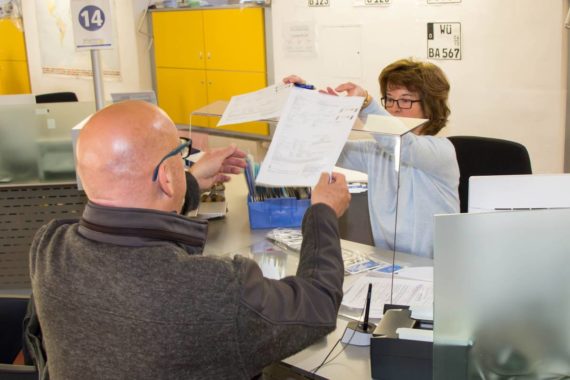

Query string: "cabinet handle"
[[208, 81, 212, 85], [207, 52, 211, 60], [199, 52, 203, 59]]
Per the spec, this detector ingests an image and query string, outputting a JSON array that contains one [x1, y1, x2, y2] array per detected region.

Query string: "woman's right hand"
[[333, 82, 367, 97], [282, 75, 306, 85]]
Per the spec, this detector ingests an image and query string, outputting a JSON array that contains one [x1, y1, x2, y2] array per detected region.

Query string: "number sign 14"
[[70, 0, 113, 50]]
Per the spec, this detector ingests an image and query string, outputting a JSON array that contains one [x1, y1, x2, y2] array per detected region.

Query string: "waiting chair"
[[35, 92, 78, 103], [0, 295, 29, 364], [0, 295, 38, 379], [0, 364, 37, 380], [448, 136, 532, 213]]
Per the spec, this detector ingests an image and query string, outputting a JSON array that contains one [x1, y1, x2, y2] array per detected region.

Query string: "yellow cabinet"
[[152, 11, 205, 70], [0, 19, 30, 95], [203, 9, 266, 72], [151, 8, 267, 135], [156, 67, 208, 126]]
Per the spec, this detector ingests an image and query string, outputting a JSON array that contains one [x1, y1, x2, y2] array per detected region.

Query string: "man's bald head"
[[76, 100, 186, 212]]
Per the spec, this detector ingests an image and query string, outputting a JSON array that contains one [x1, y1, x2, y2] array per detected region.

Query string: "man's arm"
[[180, 145, 247, 214], [234, 173, 350, 377]]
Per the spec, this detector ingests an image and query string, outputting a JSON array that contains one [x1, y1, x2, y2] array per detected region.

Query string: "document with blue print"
[[255, 88, 364, 187], [217, 84, 293, 126]]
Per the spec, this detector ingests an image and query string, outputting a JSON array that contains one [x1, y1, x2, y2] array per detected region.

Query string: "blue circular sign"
[[78, 5, 106, 31]]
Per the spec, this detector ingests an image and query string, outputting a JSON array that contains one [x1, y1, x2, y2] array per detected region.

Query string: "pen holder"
[[247, 196, 310, 229]]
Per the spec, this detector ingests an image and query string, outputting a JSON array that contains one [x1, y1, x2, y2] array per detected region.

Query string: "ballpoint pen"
[[293, 83, 316, 90], [362, 283, 372, 331]]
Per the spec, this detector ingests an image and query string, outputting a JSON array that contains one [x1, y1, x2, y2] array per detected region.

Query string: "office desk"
[[203, 174, 433, 379]]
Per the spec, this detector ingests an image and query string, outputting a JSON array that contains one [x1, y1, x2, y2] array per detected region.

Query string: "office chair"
[[0, 364, 37, 380], [0, 295, 29, 364], [338, 191, 375, 246], [0, 295, 38, 379], [35, 92, 78, 103], [448, 136, 532, 213]]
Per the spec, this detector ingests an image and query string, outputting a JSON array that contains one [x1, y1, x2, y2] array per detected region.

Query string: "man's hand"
[[189, 144, 247, 191], [311, 172, 351, 218]]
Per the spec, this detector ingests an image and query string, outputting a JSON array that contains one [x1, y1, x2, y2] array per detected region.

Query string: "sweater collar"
[[78, 201, 208, 254]]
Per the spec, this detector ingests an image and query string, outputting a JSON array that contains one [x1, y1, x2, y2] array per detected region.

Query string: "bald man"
[[28, 101, 351, 379]]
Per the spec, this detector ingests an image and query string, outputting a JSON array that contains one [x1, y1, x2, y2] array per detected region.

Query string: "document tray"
[[247, 196, 310, 229]]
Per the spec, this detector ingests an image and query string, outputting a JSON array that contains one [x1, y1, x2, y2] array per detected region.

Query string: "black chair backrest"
[[0, 296, 29, 364], [0, 364, 37, 380], [35, 92, 78, 103], [448, 136, 532, 213]]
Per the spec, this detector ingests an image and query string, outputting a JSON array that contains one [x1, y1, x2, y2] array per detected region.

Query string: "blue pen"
[[294, 83, 315, 90]]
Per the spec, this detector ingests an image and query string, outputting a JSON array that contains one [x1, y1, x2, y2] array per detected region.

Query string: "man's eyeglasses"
[[381, 97, 422, 110], [152, 138, 192, 182]]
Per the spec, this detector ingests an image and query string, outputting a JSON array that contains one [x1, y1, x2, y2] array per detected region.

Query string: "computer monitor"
[[111, 91, 157, 105], [468, 174, 570, 213], [0, 94, 36, 105]]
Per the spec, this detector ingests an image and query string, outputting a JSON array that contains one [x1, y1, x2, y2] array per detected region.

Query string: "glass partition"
[[0, 102, 95, 185], [433, 209, 570, 379], [192, 100, 428, 322]]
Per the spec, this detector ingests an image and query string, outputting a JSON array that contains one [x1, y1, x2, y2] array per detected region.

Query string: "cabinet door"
[[156, 68, 208, 126], [152, 11, 205, 69], [0, 60, 31, 95], [206, 71, 268, 135], [0, 20, 27, 61], [203, 8, 266, 73]]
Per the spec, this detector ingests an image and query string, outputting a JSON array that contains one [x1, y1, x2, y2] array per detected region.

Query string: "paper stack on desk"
[[342, 271, 433, 320]]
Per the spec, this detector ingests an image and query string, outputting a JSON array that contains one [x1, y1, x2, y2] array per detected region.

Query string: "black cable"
[[310, 294, 369, 374]]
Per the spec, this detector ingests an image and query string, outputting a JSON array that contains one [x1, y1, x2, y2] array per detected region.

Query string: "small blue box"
[[247, 196, 310, 229]]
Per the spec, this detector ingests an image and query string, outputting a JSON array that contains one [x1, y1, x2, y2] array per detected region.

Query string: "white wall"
[[20, 1, 568, 173], [21, 0, 153, 102], [270, 0, 568, 174]]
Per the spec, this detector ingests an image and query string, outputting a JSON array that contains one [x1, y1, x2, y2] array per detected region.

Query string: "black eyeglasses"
[[152, 138, 192, 182], [381, 97, 422, 110]]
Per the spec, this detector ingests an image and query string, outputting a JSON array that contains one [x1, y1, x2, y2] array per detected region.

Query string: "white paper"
[[360, 114, 427, 136], [394, 266, 434, 282], [333, 166, 368, 183], [255, 89, 364, 187], [341, 274, 433, 319], [217, 84, 292, 126]]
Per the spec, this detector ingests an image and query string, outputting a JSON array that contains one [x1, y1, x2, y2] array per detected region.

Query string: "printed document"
[[255, 88, 364, 187], [217, 84, 292, 126], [342, 273, 433, 319]]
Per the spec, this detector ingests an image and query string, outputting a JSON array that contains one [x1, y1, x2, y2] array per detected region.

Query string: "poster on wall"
[[0, 0, 21, 19], [427, 22, 461, 60], [34, 0, 120, 78], [283, 22, 317, 57], [353, 0, 391, 6]]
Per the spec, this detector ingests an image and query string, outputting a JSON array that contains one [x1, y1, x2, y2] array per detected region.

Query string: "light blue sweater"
[[337, 99, 460, 258]]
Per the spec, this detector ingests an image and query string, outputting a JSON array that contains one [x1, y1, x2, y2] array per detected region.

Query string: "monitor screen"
[[468, 174, 570, 213]]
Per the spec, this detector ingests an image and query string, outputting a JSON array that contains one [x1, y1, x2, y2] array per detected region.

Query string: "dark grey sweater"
[[29, 180, 344, 379]]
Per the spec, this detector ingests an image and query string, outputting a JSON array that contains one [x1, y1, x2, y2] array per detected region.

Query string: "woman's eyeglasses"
[[381, 97, 422, 110]]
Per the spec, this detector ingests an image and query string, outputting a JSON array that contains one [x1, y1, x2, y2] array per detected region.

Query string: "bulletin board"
[[270, 0, 568, 173]]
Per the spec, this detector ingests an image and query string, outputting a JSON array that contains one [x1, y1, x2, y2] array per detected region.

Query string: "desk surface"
[[205, 174, 433, 379]]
